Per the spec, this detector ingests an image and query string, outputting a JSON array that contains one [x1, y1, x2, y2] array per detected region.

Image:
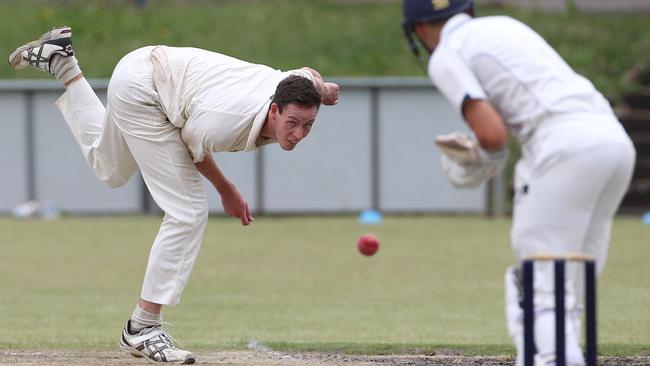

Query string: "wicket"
[[522, 253, 597, 366]]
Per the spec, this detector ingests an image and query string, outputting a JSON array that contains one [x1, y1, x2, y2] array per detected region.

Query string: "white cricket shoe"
[[120, 320, 196, 364], [8, 26, 74, 74]]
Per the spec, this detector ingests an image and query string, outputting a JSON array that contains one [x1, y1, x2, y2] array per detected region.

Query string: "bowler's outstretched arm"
[[300, 66, 340, 106], [195, 153, 253, 226]]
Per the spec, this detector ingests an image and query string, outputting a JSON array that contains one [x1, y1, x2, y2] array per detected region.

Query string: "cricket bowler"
[[9, 26, 340, 364]]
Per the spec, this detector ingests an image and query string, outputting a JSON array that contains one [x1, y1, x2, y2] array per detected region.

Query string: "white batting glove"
[[441, 154, 488, 188], [434, 132, 481, 164], [435, 132, 508, 189]]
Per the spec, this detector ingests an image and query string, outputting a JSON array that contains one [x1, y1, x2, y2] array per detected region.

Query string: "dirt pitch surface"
[[2, 351, 650, 366]]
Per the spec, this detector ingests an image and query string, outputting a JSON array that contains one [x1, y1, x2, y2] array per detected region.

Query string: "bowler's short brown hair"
[[271, 75, 321, 113]]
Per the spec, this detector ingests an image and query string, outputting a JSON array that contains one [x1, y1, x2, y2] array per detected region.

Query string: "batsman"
[[401, 0, 635, 365]]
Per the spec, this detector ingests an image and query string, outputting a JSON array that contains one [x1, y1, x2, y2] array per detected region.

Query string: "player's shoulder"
[[470, 14, 522, 25], [468, 15, 536, 36], [427, 44, 465, 87], [442, 15, 535, 53], [456, 15, 520, 34]]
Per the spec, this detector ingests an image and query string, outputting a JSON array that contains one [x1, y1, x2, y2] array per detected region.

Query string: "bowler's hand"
[[322, 82, 340, 106], [220, 183, 254, 226]]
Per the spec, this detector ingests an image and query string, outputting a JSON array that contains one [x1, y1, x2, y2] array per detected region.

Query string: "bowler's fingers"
[[325, 82, 340, 105], [247, 205, 254, 223], [240, 203, 253, 226]]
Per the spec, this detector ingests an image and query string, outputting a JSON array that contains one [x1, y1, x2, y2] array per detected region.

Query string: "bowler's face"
[[273, 103, 319, 151]]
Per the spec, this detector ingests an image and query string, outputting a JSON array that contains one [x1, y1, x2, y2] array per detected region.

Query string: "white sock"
[[51, 54, 82, 84], [130, 304, 162, 333]]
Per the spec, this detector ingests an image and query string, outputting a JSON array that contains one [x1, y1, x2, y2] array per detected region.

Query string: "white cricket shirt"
[[150, 46, 313, 162], [429, 14, 613, 143]]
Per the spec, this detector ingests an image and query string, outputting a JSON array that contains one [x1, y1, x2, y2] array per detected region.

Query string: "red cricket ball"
[[357, 233, 379, 256]]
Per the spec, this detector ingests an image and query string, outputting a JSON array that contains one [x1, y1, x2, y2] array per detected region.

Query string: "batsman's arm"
[[195, 153, 253, 226], [300, 67, 340, 106], [461, 98, 509, 178], [461, 99, 508, 151]]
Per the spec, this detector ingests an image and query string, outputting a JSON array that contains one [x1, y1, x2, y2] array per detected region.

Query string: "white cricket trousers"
[[55, 46, 208, 306], [506, 113, 635, 363]]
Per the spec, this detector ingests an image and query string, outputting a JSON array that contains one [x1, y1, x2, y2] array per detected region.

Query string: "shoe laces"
[[141, 322, 184, 350]]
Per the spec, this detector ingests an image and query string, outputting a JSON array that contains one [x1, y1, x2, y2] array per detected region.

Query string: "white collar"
[[245, 100, 272, 151]]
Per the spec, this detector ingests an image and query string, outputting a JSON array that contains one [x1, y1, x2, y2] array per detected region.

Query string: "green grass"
[[0, 215, 648, 355], [1, 0, 649, 99]]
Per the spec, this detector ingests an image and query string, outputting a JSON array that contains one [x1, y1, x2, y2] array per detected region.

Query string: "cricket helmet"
[[401, 0, 474, 69], [402, 0, 474, 30]]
